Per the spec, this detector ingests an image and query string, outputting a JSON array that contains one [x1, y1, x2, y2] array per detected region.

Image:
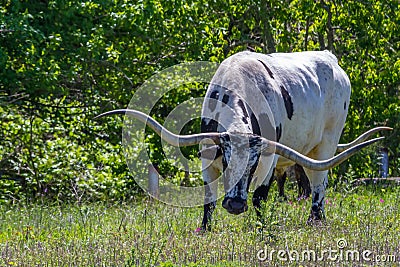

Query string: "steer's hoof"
[[307, 212, 326, 226], [306, 217, 324, 226]]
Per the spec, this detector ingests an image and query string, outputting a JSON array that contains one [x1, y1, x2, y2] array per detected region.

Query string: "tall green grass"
[[1, 184, 399, 266]]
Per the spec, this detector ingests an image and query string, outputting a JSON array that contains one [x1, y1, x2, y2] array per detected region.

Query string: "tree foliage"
[[0, 0, 399, 202]]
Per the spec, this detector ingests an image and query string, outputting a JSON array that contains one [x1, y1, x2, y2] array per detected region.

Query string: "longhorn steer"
[[96, 51, 391, 231]]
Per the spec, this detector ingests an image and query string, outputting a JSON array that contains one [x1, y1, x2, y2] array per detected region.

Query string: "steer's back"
[[202, 50, 351, 163], [262, 51, 351, 157]]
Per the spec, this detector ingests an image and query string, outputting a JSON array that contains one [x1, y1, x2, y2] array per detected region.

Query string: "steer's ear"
[[198, 145, 222, 160]]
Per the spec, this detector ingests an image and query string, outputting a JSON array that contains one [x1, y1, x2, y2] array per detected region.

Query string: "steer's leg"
[[252, 167, 275, 219], [200, 160, 221, 232], [304, 169, 328, 223], [295, 164, 311, 200], [303, 141, 336, 223], [275, 168, 287, 200], [201, 185, 216, 231]]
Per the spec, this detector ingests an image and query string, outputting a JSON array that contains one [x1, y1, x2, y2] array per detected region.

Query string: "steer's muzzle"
[[222, 197, 248, 215]]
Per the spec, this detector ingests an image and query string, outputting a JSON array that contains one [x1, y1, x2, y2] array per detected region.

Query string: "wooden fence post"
[[378, 147, 389, 178], [148, 164, 159, 199]]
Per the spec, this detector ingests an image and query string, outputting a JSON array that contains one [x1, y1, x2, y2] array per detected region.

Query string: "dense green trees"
[[1, 0, 399, 202]]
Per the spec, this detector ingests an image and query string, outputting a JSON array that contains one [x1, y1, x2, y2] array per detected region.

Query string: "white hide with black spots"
[[200, 50, 351, 227]]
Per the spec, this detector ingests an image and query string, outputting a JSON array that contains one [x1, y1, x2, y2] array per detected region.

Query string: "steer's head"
[[221, 133, 263, 215], [200, 133, 265, 215]]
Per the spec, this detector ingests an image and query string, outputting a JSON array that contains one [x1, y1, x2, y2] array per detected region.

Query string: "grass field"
[[1, 183, 399, 267]]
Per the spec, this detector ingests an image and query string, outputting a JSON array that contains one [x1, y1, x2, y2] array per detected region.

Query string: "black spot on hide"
[[275, 123, 282, 142], [250, 113, 261, 136], [208, 91, 220, 112], [210, 90, 219, 100], [237, 99, 249, 124], [237, 99, 248, 117], [250, 113, 276, 142], [280, 85, 294, 120], [222, 94, 230, 105], [344, 101, 347, 110], [201, 118, 219, 133], [257, 60, 274, 79]]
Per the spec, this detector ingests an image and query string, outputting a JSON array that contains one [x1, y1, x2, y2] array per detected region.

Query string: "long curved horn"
[[262, 137, 385, 171], [95, 109, 221, 146], [337, 127, 392, 152]]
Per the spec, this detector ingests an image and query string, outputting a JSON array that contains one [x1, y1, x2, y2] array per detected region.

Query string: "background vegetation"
[[0, 0, 399, 202]]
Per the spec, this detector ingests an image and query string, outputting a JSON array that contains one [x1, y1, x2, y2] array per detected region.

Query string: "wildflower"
[[194, 227, 204, 234]]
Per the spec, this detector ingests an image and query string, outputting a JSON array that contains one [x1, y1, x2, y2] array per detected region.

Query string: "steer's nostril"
[[222, 198, 232, 210], [230, 201, 244, 211]]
